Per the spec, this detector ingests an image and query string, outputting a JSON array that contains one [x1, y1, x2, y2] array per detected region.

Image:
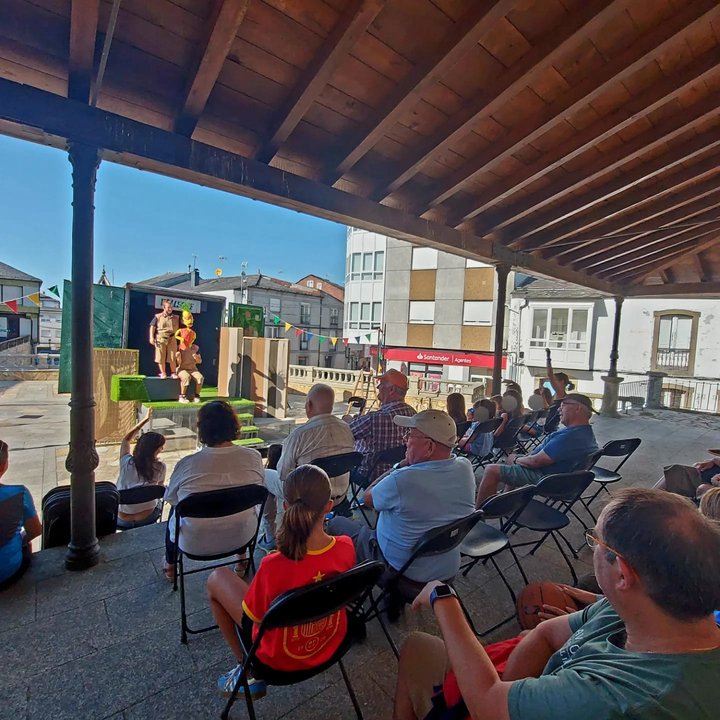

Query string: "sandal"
[[234, 556, 250, 577], [163, 563, 175, 581]]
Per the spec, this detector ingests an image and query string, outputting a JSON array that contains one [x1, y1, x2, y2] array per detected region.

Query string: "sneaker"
[[217, 664, 267, 699], [257, 534, 276, 553], [178, 396, 190, 404], [192, 397, 201, 403], [171, 373, 179, 379], [158, 372, 167, 379]]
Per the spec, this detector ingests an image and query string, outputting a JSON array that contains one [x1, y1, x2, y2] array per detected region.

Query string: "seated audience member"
[[655, 454, 720, 499], [163, 400, 264, 579], [394, 488, 720, 720], [207, 465, 355, 698], [0, 440, 42, 590], [458, 399, 498, 461], [329, 410, 475, 583], [476, 393, 598, 506], [266, 384, 354, 531], [258, 443, 283, 552], [116, 410, 166, 529], [700, 486, 720, 522], [446, 392, 467, 432], [348, 369, 415, 483], [492, 389, 526, 444]]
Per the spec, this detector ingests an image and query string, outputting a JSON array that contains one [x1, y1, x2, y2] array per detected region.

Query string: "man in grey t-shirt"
[[393, 488, 720, 720]]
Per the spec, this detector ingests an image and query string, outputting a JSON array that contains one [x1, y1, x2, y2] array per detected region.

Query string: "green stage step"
[[143, 397, 256, 411], [239, 425, 259, 438], [111, 375, 149, 403], [233, 437, 265, 448]]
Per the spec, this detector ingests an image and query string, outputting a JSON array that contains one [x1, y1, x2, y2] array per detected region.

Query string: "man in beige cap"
[[329, 409, 475, 583], [348, 368, 416, 483]]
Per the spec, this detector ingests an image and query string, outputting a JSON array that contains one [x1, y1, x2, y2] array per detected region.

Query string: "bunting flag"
[[284, 322, 292, 332], [294, 328, 303, 337], [4, 299, 18, 313], [365, 333, 372, 342], [47, 285, 60, 297], [27, 292, 41, 306], [343, 338, 349, 347], [330, 337, 337, 347], [273, 315, 281, 325], [354, 336, 361, 344], [318, 335, 325, 343]]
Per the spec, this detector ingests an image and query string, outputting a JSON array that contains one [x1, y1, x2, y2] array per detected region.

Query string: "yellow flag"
[[27, 292, 41, 306], [284, 322, 292, 332], [330, 337, 337, 347]]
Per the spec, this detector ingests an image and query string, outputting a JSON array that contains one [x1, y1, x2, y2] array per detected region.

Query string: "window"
[[330, 307, 339, 326], [362, 252, 374, 280], [360, 302, 371, 329], [652, 311, 699, 375], [267, 326, 280, 338], [1, 284, 21, 301], [372, 302, 382, 329], [298, 355, 308, 366], [374, 251, 384, 279], [350, 253, 361, 281], [463, 301, 493, 325], [412, 247, 438, 270], [409, 301, 435, 324], [348, 302, 359, 329], [317, 282, 323, 290], [299, 332, 309, 351], [269, 297, 281, 312], [306, 280, 314, 287], [529, 306, 591, 366], [300, 303, 311, 325]]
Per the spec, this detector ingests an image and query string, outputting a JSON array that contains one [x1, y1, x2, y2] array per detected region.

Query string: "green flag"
[[48, 285, 60, 297]]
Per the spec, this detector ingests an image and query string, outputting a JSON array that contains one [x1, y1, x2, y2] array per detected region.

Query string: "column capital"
[[494, 263, 511, 277]]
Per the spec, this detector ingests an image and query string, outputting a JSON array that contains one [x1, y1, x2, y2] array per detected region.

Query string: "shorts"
[[154, 337, 177, 365], [498, 463, 545, 488]]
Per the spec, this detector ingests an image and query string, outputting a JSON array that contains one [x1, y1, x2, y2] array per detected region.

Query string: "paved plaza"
[[2, 380, 720, 719]]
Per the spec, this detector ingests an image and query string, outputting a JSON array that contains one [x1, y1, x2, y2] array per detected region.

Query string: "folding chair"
[[310, 451, 363, 517], [221, 560, 385, 720], [349, 444, 406, 527], [509, 472, 595, 584], [581, 438, 641, 521], [116, 485, 165, 530], [455, 420, 472, 438], [515, 410, 547, 454], [455, 417, 503, 469], [173, 484, 269, 644], [365, 510, 485, 656], [459, 486, 535, 635], [492, 413, 531, 459]]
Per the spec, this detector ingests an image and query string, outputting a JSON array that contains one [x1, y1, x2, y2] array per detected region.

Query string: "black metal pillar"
[[608, 296, 624, 378], [65, 143, 101, 571], [492, 264, 510, 395]]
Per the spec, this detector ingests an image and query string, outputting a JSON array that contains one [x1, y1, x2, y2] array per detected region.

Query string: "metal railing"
[[660, 378, 720, 413]]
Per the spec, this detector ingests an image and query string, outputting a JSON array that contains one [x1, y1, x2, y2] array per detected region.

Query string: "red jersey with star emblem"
[[242, 535, 356, 671]]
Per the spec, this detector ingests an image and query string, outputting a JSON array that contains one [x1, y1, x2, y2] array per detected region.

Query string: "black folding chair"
[[509, 472, 595, 584], [173, 484, 268, 644], [365, 510, 485, 656], [310, 451, 363, 517], [492, 413, 532, 459], [221, 561, 385, 720], [350, 444, 407, 527], [116, 485, 165, 529], [459, 486, 535, 635], [455, 420, 472, 438], [455, 417, 503, 469], [581, 438, 641, 521], [515, 410, 547, 454]]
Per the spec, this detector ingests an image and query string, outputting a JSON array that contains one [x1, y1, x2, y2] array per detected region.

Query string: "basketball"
[[516, 582, 578, 630]]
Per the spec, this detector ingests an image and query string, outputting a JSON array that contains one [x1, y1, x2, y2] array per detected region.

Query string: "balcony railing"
[[655, 348, 690, 371]]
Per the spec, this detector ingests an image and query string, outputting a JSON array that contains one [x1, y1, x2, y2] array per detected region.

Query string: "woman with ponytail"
[[207, 464, 356, 698]]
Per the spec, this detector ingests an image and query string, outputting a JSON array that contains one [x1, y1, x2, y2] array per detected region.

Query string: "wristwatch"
[[429, 583, 457, 609]]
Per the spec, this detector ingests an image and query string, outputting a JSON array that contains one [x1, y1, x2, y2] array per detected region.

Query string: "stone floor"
[[3, 380, 720, 719]]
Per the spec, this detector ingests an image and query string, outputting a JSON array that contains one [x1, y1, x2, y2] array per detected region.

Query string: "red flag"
[[343, 338, 349, 347], [4, 299, 17, 313], [295, 328, 303, 337]]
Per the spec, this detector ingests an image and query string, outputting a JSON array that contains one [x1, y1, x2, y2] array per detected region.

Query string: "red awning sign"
[[384, 347, 506, 369]]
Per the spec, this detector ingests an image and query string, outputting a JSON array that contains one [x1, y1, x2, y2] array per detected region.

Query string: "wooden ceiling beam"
[[0, 76, 624, 297], [368, 0, 622, 201], [554, 180, 720, 263], [614, 233, 720, 283], [419, 0, 720, 214], [624, 280, 720, 297], [449, 48, 720, 227], [516, 152, 720, 253], [68, 0, 100, 103], [508, 128, 720, 251], [256, 0, 386, 165], [326, 0, 516, 184], [175, 0, 250, 137]]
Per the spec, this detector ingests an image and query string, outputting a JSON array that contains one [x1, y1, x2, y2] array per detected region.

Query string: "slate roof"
[[0, 261, 41, 283], [169, 273, 322, 296], [511, 276, 601, 300]]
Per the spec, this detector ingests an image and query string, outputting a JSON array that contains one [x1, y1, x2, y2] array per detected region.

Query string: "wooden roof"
[[1, 0, 719, 296]]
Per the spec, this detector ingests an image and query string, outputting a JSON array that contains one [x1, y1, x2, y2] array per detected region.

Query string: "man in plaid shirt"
[[349, 369, 416, 483]]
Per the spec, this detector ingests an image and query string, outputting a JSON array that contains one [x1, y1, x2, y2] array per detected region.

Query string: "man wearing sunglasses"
[[394, 488, 720, 720]]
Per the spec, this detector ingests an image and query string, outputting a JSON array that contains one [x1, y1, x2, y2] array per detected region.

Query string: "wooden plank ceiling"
[[0, 0, 719, 295]]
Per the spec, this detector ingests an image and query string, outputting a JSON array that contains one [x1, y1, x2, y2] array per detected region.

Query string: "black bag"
[[41, 481, 120, 549]]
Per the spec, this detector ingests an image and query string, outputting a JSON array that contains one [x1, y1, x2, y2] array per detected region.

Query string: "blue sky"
[[0, 134, 348, 292]]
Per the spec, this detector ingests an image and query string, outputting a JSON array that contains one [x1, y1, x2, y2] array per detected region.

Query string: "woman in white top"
[[163, 400, 264, 579], [116, 410, 166, 530]]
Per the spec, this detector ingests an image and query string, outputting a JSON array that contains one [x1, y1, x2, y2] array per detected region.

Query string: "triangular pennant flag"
[[306, 331, 314, 339], [330, 337, 337, 347], [27, 292, 41, 306], [295, 328, 303, 337], [354, 336, 361, 344], [4, 299, 18, 313], [285, 322, 292, 332], [365, 333, 372, 342], [318, 335, 325, 343], [48, 285, 60, 297], [343, 338, 349, 347], [273, 315, 281, 325]]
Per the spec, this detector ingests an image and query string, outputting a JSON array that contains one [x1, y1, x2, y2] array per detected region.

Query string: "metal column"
[[492, 264, 510, 395], [600, 296, 624, 417], [65, 142, 101, 571]]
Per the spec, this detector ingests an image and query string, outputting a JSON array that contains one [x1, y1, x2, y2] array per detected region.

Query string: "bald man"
[[260, 383, 355, 550]]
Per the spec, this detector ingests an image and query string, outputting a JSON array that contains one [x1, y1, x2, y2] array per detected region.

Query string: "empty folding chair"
[[173, 484, 268, 644], [221, 560, 385, 720], [310, 451, 363, 517], [508, 472, 595, 584], [582, 438, 641, 521]]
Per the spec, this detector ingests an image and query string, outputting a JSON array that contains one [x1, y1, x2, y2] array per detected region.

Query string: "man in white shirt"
[[262, 383, 354, 550]]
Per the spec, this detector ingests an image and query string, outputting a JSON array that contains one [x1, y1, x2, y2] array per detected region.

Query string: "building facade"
[[344, 228, 504, 385], [0, 262, 41, 348], [38, 293, 62, 351], [509, 277, 720, 411]]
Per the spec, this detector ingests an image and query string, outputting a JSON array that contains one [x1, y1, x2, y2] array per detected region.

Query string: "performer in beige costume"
[[149, 299, 179, 378]]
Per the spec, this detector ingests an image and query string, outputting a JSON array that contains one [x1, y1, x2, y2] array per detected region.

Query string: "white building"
[[509, 277, 720, 412], [38, 293, 62, 351]]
